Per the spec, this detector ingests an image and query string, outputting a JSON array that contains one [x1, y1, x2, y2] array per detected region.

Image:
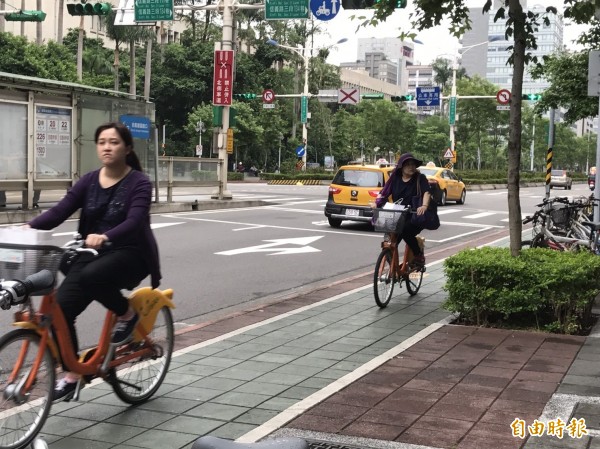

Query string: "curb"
[[267, 180, 326, 185]]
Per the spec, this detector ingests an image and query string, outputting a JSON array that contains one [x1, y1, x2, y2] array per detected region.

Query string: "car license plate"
[[345, 209, 360, 217]]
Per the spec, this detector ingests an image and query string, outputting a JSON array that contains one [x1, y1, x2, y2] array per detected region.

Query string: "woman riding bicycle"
[[375, 153, 432, 268], [26, 122, 161, 402]]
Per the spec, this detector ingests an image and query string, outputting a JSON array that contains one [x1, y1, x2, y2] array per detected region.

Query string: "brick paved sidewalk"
[[285, 326, 585, 449]]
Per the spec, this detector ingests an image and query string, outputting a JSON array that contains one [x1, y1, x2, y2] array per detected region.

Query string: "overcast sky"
[[310, 0, 589, 66]]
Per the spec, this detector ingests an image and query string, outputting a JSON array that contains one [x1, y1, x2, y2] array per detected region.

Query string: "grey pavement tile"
[[589, 437, 600, 449], [123, 428, 198, 449], [288, 356, 339, 369], [189, 376, 246, 391], [157, 415, 225, 434], [558, 384, 600, 396], [575, 402, 600, 417], [57, 402, 125, 422], [257, 396, 299, 411], [45, 436, 113, 448], [250, 352, 299, 364], [186, 402, 249, 420], [184, 342, 238, 356], [271, 364, 326, 377], [211, 391, 272, 407], [319, 342, 368, 353], [567, 360, 600, 377], [214, 348, 264, 360], [296, 377, 334, 389], [346, 328, 395, 340], [232, 359, 283, 373], [561, 374, 600, 387], [70, 422, 146, 444], [164, 385, 223, 402], [343, 353, 376, 364], [329, 360, 365, 371], [234, 408, 280, 425], [191, 356, 243, 368], [233, 381, 290, 396], [210, 421, 257, 439], [314, 368, 352, 380], [308, 349, 354, 360], [136, 396, 200, 414], [279, 386, 320, 400], [170, 363, 225, 377], [159, 372, 210, 386], [234, 342, 284, 353], [253, 372, 309, 386], [269, 346, 315, 357], [106, 408, 175, 428], [41, 415, 98, 437], [222, 333, 258, 343], [211, 367, 267, 381]]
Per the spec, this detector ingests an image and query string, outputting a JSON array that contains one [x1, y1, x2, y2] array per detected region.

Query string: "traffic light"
[[4, 10, 46, 21], [233, 93, 256, 100], [342, 0, 407, 9], [522, 93, 542, 101], [362, 93, 384, 100], [66, 2, 112, 16], [391, 95, 414, 101]]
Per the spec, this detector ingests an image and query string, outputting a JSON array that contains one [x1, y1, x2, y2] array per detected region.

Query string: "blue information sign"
[[416, 87, 441, 108], [309, 0, 339, 21], [120, 115, 151, 139], [296, 145, 306, 157]]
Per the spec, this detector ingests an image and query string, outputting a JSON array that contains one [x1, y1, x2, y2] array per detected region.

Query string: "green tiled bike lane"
[[40, 260, 451, 449]]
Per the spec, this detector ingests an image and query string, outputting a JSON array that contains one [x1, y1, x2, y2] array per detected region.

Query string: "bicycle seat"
[[191, 436, 309, 449]]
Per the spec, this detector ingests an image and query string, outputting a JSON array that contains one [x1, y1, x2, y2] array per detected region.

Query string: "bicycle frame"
[[12, 287, 174, 378], [381, 233, 420, 278]]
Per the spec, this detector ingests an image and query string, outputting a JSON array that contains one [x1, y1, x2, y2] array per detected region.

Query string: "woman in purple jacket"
[[28, 122, 161, 402]]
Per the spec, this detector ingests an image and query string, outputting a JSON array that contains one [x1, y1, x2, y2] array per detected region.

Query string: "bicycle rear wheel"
[[374, 248, 395, 308], [109, 306, 174, 404], [0, 329, 55, 449], [405, 269, 423, 295]]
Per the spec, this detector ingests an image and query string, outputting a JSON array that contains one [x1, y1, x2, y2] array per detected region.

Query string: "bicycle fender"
[[11, 322, 61, 359], [128, 287, 175, 340]]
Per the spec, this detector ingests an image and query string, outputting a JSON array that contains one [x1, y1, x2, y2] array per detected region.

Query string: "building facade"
[[340, 52, 399, 86], [407, 64, 435, 96]]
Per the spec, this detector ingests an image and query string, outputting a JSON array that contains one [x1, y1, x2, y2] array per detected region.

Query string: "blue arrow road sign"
[[416, 87, 441, 108], [120, 115, 151, 139], [309, 0, 339, 21], [296, 145, 306, 157]]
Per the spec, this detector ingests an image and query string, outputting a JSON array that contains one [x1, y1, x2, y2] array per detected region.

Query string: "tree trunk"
[[77, 17, 84, 81], [508, 0, 525, 256], [129, 38, 136, 98], [114, 46, 120, 91], [160, 21, 167, 63], [36, 0, 42, 44], [144, 37, 152, 101], [57, 0, 64, 44]]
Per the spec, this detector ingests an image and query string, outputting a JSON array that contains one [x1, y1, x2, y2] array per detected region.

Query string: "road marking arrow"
[[216, 236, 323, 256]]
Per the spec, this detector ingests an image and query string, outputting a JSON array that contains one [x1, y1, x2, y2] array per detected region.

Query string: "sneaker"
[[111, 312, 139, 345], [53, 378, 77, 403], [412, 254, 426, 269]]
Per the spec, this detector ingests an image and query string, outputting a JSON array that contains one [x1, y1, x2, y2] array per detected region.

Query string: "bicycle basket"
[[372, 208, 407, 233], [549, 205, 571, 228], [0, 243, 64, 295]]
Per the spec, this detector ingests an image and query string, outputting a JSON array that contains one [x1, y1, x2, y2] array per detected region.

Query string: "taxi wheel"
[[328, 217, 342, 228], [439, 190, 447, 206], [457, 189, 466, 205]]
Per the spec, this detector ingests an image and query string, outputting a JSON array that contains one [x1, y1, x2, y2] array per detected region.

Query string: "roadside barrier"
[[267, 179, 324, 185]]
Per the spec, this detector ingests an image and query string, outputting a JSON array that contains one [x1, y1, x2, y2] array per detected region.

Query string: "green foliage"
[[443, 247, 600, 334]]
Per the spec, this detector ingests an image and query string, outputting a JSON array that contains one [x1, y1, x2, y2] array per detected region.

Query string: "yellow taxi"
[[419, 164, 467, 206], [324, 163, 394, 228]]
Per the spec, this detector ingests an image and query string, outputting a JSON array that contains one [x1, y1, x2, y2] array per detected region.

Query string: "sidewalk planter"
[[443, 247, 600, 334]]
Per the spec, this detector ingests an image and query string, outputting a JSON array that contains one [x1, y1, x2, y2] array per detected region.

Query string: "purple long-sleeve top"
[[28, 169, 161, 288]]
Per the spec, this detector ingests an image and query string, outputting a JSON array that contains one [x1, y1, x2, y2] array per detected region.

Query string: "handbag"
[[411, 175, 441, 230]]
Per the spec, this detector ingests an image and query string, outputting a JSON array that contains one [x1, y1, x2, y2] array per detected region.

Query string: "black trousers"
[[56, 248, 148, 354], [398, 221, 424, 256]]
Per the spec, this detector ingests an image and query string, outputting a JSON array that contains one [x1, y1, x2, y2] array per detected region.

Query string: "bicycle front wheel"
[[0, 329, 55, 449], [405, 269, 423, 295], [374, 249, 395, 308], [109, 306, 174, 404]]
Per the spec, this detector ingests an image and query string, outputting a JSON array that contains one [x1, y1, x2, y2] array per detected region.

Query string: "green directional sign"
[[448, 96, 457, 126], [265, 0, 309, 20], [301, 96, 308, 123], [135, 0, 173, 21]]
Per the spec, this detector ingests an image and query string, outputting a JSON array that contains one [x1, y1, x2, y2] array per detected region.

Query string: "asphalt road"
[[0, 182, 593, 349]]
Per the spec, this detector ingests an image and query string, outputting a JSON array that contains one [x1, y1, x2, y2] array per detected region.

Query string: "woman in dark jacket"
[[376, 153, 432, 267], [28, 122, 161, 402]]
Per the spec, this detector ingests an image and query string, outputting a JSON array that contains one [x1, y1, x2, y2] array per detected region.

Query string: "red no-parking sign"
[[496, 89, 511, 104]]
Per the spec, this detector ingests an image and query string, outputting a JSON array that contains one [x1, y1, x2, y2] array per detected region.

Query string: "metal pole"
[[545, 108, 555, 200], [301, 47, 309, 171], [154, 127, 160, 203], [449, 61, 457, 158], [530, 118, 535, 171], [594, 96, 600, 221]]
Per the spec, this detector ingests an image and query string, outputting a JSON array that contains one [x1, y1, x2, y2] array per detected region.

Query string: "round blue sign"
[[296, 145, 306, 157], [309, 0, 339, 21]]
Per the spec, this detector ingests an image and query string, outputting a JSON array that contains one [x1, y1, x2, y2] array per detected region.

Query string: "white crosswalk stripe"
[[462, 212, 497, 219]]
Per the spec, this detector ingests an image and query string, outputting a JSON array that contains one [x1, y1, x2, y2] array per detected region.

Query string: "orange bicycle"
[[0, 239, 174, 449], [372, 207, 425, 308]]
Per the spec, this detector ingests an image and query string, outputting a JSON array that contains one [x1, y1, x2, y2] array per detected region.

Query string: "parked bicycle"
[[0, 238, 175, 449], [521, 196, 600, 254], [372, 206, 425, 308]]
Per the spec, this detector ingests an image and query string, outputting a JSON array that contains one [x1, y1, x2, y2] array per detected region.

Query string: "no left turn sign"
[[262, 89, 275, 104], [496, 89, 511, 105]]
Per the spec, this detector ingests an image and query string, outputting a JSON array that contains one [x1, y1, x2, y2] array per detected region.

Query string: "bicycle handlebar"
[[0, 269, 55, 310]]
